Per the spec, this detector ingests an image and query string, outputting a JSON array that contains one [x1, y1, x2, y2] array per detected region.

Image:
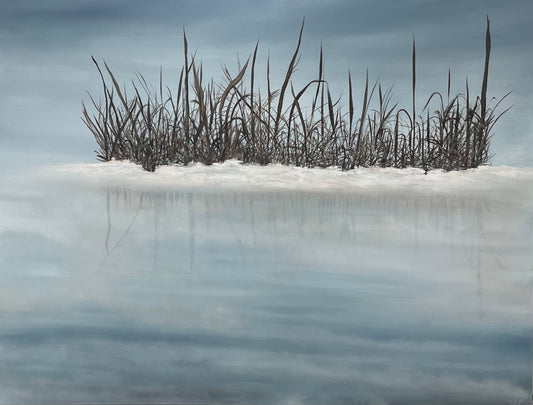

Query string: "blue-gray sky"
[[1, 0, 532, 169]]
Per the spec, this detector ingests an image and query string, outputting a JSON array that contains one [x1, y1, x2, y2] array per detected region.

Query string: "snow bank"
[[42, 159, 533, 200]]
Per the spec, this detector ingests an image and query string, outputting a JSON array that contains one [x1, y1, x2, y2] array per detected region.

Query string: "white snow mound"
[[44, 159, 533, 199]]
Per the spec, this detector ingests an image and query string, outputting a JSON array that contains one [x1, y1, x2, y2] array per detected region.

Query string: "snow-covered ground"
[[45, 159, 533, 198]]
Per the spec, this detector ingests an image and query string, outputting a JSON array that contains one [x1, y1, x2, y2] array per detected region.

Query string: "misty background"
[[1, 0, 532, 171]]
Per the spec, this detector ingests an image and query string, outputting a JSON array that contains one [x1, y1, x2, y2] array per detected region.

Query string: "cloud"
[[0, 0, 531, 167]]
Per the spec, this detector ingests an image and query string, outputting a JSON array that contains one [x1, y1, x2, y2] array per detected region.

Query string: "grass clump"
[[83, 17, 509, 172]]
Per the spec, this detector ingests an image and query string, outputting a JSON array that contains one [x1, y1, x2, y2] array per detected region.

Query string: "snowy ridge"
[[44, 159, 533, 199]]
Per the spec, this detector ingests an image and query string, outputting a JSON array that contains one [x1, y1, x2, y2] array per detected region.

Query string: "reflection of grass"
[[83, 18, 508, 172]]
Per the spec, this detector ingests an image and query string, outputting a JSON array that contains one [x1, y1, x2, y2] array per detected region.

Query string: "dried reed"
[[83, 18, 508, 172]]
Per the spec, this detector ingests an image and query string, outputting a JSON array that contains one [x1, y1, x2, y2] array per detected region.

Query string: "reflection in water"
[[0, 177, 531, 404], [187, 193, 195, 271], [102, 188, 496, 280]]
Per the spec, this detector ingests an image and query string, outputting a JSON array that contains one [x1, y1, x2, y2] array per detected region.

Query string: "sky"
[[1, 0, 532, 170]]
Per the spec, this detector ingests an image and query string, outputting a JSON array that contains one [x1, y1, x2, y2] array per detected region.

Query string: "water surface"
[[0, 168, 531, 404]]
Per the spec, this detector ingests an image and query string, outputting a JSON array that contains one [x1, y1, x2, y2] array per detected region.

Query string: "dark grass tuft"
[[82, 18, 509, 173]]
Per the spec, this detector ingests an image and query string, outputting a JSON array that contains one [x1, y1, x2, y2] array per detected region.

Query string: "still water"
[[0, 169, 531, 404]]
